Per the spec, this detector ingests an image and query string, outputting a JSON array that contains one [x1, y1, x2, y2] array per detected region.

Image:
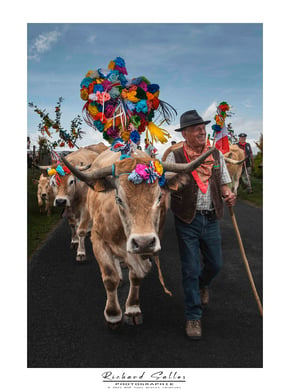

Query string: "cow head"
[[62, 148, 215, 255], [37, 163, 91, 207], [33, 173, 51, 203]]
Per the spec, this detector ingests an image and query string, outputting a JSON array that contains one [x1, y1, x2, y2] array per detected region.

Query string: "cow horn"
[[32, 163, 51, 170], [162, 147, 216, 173], [224, 156, 247, 165], [61, 155, 113, 184]]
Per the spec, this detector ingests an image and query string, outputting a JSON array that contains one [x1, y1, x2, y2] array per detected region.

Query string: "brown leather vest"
[[170, 147, 224, 223]]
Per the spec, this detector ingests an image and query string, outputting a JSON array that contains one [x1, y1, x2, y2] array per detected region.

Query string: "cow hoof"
[[76, 254, 87, 262], [124, 312, 143, 326]]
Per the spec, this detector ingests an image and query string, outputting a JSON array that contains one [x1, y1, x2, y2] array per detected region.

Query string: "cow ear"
[[165, 173, 191, 192], [32, 179, 39, 185], [92, 177, 116, 192]]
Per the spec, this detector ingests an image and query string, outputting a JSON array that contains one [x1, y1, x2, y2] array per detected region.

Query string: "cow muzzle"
[[54, 197, 71, 207], [127, 233, 161, 255]]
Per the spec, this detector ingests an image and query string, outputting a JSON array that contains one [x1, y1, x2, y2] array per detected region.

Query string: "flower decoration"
[[80, 57, 177, 154], [28, 97, 84, 151], [128, 160, 164, 185], [211, 101, 232, 134], [47, 164, 71, 186]]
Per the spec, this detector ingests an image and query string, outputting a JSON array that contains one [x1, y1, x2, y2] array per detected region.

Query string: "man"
[[236, 133, 254, 193], [145, 138, 158, 157], [165, 110, 236, 340]]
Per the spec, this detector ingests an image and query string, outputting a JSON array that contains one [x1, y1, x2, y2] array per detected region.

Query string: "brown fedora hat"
[[174, 110, 211, 132]]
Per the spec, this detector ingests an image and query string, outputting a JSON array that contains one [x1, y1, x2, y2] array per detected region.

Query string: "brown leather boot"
[[200, 286, 209, 305], [185, 320, 202, 340]]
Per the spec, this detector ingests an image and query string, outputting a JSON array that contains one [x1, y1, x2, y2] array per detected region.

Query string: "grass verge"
[[27, 167, 61, 259], [237, 176, 263, 207]]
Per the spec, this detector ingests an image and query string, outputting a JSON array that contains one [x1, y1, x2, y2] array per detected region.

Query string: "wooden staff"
[[228, 206, 263, 317]]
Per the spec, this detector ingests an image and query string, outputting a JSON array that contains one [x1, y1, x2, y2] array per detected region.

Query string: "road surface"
[[28, 200, 262, 368]]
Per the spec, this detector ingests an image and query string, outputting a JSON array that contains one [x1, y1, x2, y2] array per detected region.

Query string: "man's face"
[[182, 124, 206, 148], [239, 136, 246, 143]]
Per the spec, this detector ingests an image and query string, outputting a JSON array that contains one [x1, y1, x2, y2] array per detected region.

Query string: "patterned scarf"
[[183, 142, 214, 193]]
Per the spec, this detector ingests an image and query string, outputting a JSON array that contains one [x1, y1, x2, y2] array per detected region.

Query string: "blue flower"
[[114, 57, 126, 68], [93, 84, 104, 93], [80, 77, 92, 88], [147, 84, 160, 94], [128, 171, 143, 184], [212, 124, 222, 133], [136, 99, 148, 114], [126, 101, 136, 112], [56, 165, 65, 176], [130, 130, 140, 144], [158, 174, 166, 187], [93, 120, 104, 132], [119, 73, 128, 87]]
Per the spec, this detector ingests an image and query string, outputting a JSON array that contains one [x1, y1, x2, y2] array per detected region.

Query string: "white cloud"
[[28, 30, 61, 61], [202, 101, 218, 121]]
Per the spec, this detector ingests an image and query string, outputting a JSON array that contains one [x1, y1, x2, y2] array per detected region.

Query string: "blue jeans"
[[175, 213, 223, 320]]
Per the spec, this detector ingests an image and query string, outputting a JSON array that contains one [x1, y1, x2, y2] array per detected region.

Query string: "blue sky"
[[27, 23, 263, 155]]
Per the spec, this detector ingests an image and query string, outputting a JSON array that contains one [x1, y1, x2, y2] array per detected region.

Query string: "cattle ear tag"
[[94, 179, 106, 192]]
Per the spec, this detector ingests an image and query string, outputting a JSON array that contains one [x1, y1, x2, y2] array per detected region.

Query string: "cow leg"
[[67, 216, 78, 249], [124, 269, 143, 326], [91, 233, 122, 327], [123, 255, 152, 326], [76, 208, 91, 262]]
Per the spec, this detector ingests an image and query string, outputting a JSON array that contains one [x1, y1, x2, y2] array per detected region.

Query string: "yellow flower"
[[126, 91, 139, 103], [108, 60, 115, 70], [88, 103, 98, 118], [154, 160, 163, 176], [48, 168, 56, 176], [80, 88, 88, 101], [121, 131, 131, 141]]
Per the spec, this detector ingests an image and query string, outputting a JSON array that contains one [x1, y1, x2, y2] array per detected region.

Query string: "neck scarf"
[[183, 142, 214, 193]]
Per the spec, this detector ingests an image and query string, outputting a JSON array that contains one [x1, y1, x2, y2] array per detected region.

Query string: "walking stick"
[[228, 206, 263, 317]]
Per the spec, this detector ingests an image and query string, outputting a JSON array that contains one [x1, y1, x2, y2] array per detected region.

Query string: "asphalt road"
[[28, 200, 262, 368]]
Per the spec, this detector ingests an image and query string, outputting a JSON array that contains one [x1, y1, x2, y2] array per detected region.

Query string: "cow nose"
[[55, 198, 67, 206], [128, 234, 161, 254], [41, 193, 47, 198]]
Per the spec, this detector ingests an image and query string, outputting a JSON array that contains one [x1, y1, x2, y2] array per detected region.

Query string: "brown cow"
[[32, 173, 54, 216], [39, 147, 100, 261], [62, 147, 215, 327], [84, 142, 108, 154], [224, 144, 246, 195]]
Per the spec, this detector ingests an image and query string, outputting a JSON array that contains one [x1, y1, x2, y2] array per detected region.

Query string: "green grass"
[[27, 167, 61, 258], [237, 176, 263, 207]]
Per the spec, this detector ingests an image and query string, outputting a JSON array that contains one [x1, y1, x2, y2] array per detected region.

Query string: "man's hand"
[[221, 185, 236, 207]]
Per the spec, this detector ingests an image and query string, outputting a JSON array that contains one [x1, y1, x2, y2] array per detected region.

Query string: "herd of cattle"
[[31, 142, 246, 327]]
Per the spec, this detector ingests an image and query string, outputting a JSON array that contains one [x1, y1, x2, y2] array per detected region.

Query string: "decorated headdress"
[[80, 57, 176, 156]]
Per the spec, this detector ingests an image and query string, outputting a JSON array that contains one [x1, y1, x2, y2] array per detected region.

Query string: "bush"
[[253, 152, 263, 179]]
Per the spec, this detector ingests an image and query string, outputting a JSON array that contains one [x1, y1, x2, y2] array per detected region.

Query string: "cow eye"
[[115, 195, 124, 206], [157, 193, 163, 204], [69, 178, 75, 186]]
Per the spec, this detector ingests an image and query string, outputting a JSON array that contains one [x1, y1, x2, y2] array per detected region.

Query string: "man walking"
[[165, 110, 236, 339]]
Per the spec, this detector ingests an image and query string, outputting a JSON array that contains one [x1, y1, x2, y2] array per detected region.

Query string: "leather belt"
[[196, 210, 215, 216]]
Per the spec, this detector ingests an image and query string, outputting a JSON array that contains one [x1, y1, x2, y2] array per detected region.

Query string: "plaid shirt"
[[166, 150, 231, 210]]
